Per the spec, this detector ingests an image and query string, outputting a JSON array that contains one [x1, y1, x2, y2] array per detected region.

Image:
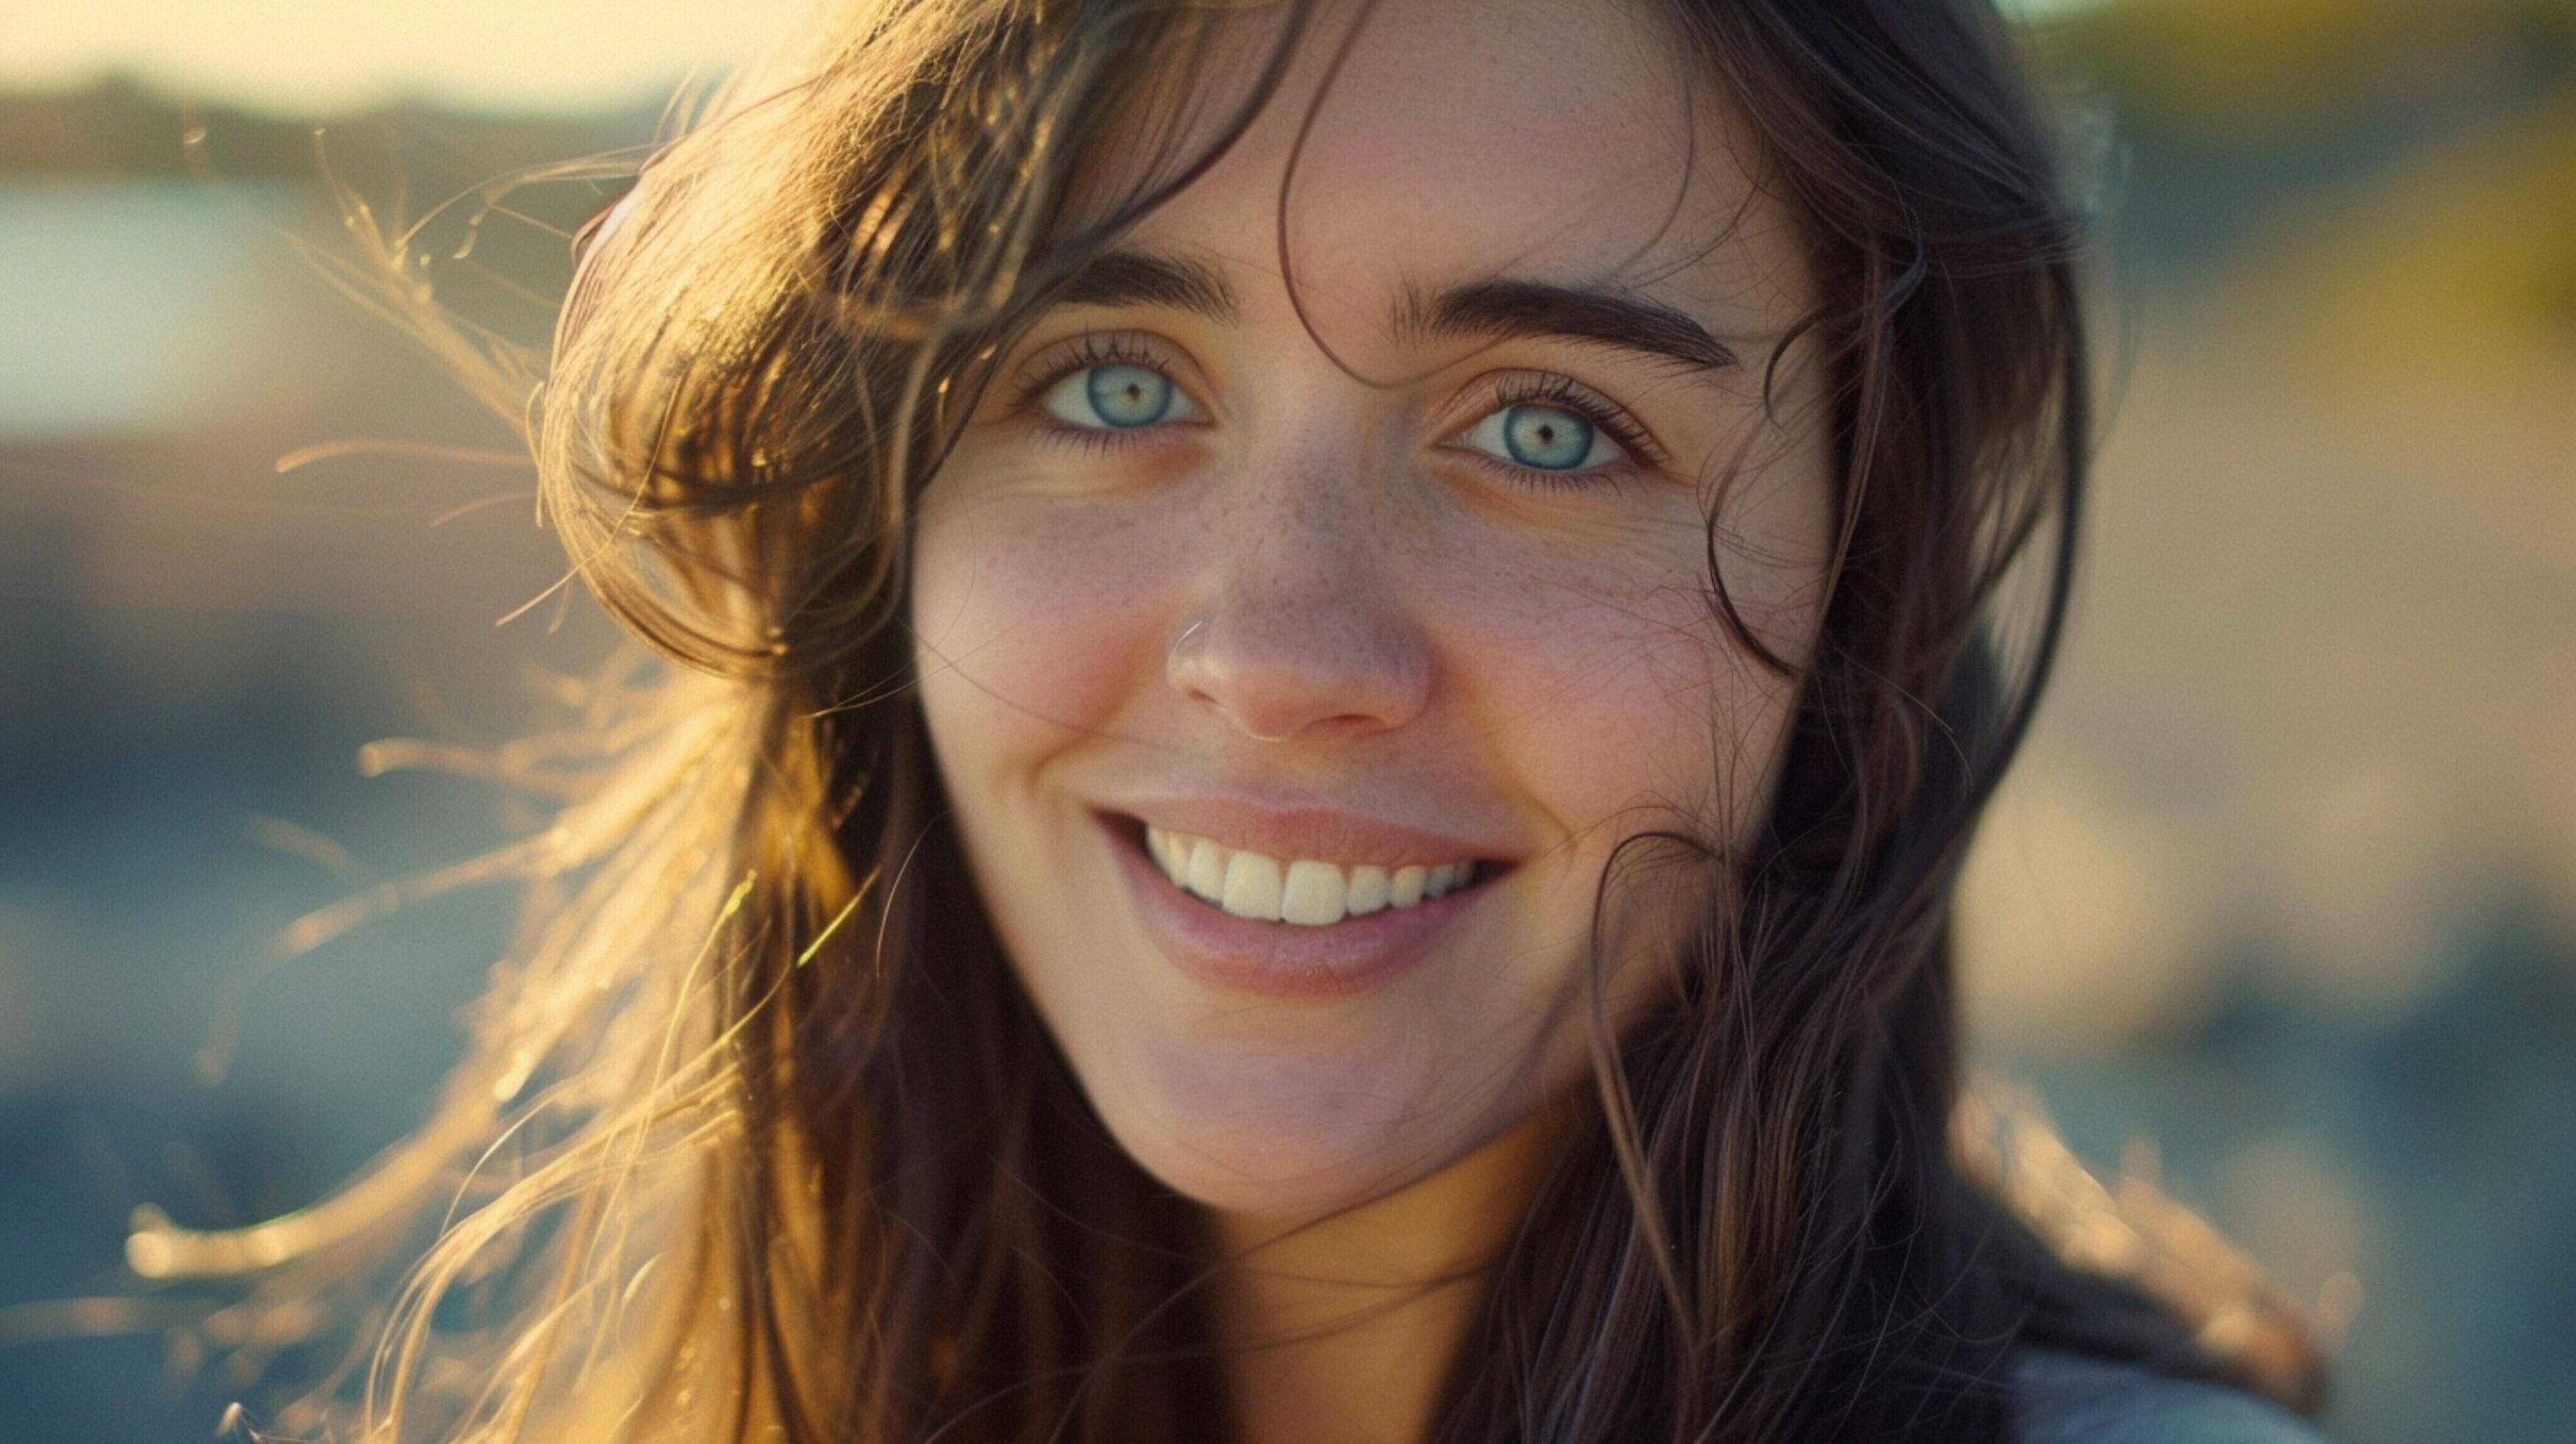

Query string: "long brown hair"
[[132, 1, 2328, 1438]]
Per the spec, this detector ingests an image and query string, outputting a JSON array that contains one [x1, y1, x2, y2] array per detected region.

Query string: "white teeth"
[[1220, 850, 1284, 922], [1389, 865, 1427, 908], [1141, 825, 1479, 928], [1187, 836, 1226, 899], [1346, 865, 1389, 916], [1280, 860, 1346, 926]]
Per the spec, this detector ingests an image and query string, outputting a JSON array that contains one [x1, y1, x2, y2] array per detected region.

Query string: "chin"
[[1103, 1107, 1435, 1221], [1074, 1023, 1517, 1220]]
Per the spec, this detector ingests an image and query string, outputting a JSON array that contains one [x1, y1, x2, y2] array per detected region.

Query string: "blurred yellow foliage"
[[2294, 103, 2576, 371], [2050, 0, 2576, 139]]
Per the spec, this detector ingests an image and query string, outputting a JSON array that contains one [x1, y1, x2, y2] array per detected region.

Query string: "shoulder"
[[2013, 1345, 2337, 1444]]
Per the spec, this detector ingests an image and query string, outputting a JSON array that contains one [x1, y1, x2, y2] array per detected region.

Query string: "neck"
[[1208, 1098, 1579, 1444]]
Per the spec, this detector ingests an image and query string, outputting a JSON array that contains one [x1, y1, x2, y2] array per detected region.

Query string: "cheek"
[[1439, 510, 1809, 863], [910, 488, 1175, 779]]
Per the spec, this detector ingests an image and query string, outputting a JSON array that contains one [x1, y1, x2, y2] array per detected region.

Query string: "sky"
[[0, 0, 814, 113], [1, 0, 2110, 115]]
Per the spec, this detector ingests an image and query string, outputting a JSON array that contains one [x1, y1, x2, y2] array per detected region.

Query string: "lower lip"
[[1097, 813, 1498, 1000]]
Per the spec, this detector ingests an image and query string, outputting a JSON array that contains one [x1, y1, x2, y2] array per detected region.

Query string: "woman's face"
[[912, 0, 1833, 1219]]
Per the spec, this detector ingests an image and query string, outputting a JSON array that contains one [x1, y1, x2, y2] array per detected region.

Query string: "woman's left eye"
[[1039, 362, 1204, 430], [1457, 402, 1625, 473]]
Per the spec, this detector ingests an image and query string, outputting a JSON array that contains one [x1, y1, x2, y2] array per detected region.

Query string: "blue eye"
[[1503, 405, 1594, 469], [1461, 402, 1618, 472], [1042, 362, 1198, 430]]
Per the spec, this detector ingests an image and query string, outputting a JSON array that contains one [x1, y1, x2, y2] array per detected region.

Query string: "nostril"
[[1164, 599, 1438, 743]]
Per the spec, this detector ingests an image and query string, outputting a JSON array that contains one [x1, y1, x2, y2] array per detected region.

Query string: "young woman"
[[135, 1, 2337, 1438]]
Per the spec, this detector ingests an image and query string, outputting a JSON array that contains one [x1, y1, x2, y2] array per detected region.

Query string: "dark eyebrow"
[[1045, 249, 1735, 373], [1050, 248, 1240, 320], [1397, 277, 1739, 372]]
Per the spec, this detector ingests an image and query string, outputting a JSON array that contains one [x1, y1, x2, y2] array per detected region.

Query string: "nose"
[[1165, 480, 1433, 745]]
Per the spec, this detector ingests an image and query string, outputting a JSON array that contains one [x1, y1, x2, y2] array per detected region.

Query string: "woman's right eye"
[[1038, 362, 1204, 430]]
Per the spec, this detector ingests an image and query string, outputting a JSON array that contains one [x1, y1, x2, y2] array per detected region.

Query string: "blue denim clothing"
[[2016, 1347, 2335, 1443]]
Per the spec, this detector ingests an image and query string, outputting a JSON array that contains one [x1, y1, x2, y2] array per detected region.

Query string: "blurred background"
[[0, 0, 2568, 1437]]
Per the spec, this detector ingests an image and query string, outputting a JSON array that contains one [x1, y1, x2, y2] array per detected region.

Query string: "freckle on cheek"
[[916, 520, 1168, 740]]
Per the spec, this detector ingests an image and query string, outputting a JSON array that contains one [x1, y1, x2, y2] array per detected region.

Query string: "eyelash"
[[1006, 332, 1172, 416], [1475, 374, 1663, 486], [1006, 332, 1664, 486]]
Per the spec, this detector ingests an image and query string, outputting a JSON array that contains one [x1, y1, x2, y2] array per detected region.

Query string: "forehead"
[[1064, 0, 1815, 346]]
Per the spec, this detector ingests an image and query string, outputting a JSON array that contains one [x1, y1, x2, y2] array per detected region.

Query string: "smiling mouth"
[[1109, 814, 1509, 927]]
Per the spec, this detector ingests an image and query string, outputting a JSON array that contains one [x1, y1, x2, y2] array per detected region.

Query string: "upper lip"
[[1094, 792, 1525, 869]]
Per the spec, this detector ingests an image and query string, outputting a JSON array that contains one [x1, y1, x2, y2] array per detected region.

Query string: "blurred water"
[[0, 169, 619, 1438], [0, 180, 306, 438]]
